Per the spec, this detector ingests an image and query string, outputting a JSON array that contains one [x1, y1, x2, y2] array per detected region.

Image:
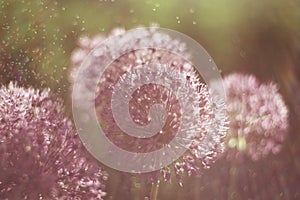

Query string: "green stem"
[[131, 176, 141, 200], [150, 181, 160, 200]]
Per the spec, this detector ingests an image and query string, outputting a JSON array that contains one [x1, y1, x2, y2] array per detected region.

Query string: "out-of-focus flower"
[[223, 73, 289, 161], [70, 27, 228, 185], [0, 83, 107, 199]]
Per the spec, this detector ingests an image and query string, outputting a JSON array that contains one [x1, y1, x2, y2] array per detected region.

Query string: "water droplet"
[[240, 50, 246, 58], [25, 146, 31, 152]]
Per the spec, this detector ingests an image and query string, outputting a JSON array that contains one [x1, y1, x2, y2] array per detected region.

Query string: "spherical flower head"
[[70, 27, 228, 185], [0, 83, 107, 199], [223, 73, 289, 161]]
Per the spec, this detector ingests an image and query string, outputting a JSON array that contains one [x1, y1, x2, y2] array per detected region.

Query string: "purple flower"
[[223, 73, 289, 161], [0, 83, 107, 199], [70, 27, 228, 185]]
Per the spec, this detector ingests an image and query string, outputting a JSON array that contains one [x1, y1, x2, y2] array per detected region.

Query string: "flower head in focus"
[[0, 83, 107, 199], [70, 27, 228, 185], [223, 73, 289, 161]]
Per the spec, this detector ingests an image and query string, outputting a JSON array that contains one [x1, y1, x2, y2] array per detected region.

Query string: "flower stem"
[[131, 176, 141, 200], [150, 181, 160, 200]]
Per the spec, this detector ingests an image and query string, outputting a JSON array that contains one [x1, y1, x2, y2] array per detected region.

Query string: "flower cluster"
[[70, 27, 228, 185], [223, 73, 289, 161], [0, 83, 107, 199]]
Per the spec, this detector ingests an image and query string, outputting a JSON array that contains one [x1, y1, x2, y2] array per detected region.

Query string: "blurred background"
[[0, 0, 299, 199]]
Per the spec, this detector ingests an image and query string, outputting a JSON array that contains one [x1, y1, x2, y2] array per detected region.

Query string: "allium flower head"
[[70, 27, 228, 185], [223, 73, 289, 161], [0, 83, 107, 199]]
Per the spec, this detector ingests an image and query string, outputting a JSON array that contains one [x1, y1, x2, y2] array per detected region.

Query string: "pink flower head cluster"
[[70, 27, 228, 185], [223, 73, 289, 161], [0, 83, 107, 199]]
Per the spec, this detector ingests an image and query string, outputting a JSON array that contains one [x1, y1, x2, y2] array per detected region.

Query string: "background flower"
[[223, 73, 289, 161], [0, 83, 107, 199]]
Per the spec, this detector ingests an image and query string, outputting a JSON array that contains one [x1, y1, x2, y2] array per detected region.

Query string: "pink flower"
[[223, 73, 289, 161], [0, 83, 107, 199], [70, 27, 228, 185]]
